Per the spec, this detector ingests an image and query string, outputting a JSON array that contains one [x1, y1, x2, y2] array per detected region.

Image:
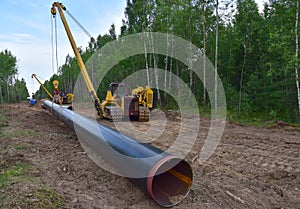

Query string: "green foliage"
[[0, 50, 17, 79], [35, 0, 300, 123], [0, 50, 29, 103]]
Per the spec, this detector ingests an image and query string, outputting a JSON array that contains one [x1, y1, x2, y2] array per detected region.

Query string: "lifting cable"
[[35, 74, 47, 82], [50, 8, 92, 76], [50, 6, 101, 116], [50, 13, 59, 75], [65, 9, 92, 39], [54, 16, 59, 74], [65, 9, 103, 116], [50, 14, 54, 74], [64, 9, 102, 116]]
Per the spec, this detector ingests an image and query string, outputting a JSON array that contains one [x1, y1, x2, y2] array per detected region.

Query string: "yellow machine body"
[[51, 2, 153, 121], [131, 86, 153, 109], [51, 2, 103, 116], [31, 74, 53, 99]]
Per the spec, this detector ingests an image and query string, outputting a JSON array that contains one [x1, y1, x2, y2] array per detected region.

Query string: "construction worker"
[[52, 87, 62, 105], [52, 80, 62, 106]]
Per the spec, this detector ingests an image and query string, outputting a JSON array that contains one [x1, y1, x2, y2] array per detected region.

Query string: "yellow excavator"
[[51, 2, 154, 121], [31, 74, 73, 104]]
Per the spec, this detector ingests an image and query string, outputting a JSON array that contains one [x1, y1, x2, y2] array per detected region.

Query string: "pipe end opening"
[[148, 157, 193, 207]]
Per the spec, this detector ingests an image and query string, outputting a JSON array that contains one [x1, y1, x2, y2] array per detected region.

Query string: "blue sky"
[[0, 0, 126, 93], [0, 0, 266, 94]]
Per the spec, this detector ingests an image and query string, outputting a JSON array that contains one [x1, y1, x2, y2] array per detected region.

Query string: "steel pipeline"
[[43, 100, 193, 207]]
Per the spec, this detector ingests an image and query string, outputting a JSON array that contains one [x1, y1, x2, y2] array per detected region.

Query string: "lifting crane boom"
[[32, 73, 73, 104], [51, 2, 103, 117], [31, 74, 53, 99], [51, 2, 154, 121]]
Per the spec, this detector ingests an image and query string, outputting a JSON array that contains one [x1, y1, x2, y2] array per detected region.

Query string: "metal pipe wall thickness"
[[43, 100, 193, 207]]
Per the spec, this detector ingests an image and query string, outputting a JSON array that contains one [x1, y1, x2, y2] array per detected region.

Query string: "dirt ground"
[[0, 101, 299, 209]]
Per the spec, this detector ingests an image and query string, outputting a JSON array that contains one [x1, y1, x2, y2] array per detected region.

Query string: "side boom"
[[31, 74, 53, 99], [51, 2, 103, 117]]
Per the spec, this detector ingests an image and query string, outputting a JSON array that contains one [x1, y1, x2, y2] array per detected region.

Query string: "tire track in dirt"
[[1, 102, 299, 208]]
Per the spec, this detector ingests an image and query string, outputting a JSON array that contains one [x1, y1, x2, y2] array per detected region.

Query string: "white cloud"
[[5, 14, 49, 35], [0, 33, 35, 44], [1, 0, 127, 94], [0, 35, 71, 93]]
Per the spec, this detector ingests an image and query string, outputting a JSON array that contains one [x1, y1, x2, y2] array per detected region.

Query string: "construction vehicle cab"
[[102, 83, 154, 121], [100, 82, 137, 121], [109, 82, 126, 97]]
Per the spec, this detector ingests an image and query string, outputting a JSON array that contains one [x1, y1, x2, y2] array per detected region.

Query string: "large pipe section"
[[43, 100, 193, 207]]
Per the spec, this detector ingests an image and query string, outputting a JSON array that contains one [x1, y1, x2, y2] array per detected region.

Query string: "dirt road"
[[0, 101, 299, 208]]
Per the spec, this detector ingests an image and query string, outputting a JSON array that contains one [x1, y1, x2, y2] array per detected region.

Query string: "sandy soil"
[[0, 101, 299, 208]]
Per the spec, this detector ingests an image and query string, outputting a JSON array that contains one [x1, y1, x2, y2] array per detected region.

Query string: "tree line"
[[0, 50, 29, 103], [36, 0, 300, 122]]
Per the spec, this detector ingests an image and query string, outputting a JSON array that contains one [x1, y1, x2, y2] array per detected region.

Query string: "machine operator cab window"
[[109, 82, 127, 98]]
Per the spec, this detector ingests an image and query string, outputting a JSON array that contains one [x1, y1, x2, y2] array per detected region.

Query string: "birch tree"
[[215, 0, 219, 112], [202, 0, 207, 106], [295, 0, 300, 120]]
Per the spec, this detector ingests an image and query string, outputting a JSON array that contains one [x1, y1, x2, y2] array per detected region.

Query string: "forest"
[[0, 50, 29, 103], [2, 0, 300, 123]]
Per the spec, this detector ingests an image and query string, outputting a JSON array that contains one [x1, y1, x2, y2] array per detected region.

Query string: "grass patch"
[[15, 143, 28, 150], [229, 116, 299, 128], [0, 107, 38, 139], [226, 109, 300, 128], [0, 108, 6, 128], [5, 188, 63, 209], [0, 162, 28, 190], [0, 171, 9, 190], [2, 128, 38, 138], [0, 108, 7, 139], [1, 187, 63, 209], [0, 161, 63, 208]]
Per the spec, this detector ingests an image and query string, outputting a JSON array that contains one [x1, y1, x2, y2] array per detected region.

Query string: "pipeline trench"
[[0, 101, 299, 208]]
